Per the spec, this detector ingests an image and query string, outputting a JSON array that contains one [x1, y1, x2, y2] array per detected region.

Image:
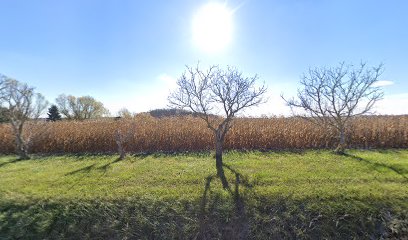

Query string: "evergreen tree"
[[47, 105, 62, 121]]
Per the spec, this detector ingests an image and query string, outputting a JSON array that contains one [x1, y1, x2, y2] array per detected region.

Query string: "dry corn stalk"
[[0, 115, 406, 154]]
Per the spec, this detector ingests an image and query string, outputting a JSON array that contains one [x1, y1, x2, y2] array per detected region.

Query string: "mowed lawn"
[[0, 150, 407, 239]]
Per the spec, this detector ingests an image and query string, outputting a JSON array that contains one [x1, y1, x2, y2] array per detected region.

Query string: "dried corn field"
[[0, 115, 407, 154]]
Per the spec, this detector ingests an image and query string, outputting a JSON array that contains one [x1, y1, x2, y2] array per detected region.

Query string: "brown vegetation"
[[0, 115, 407, 154]]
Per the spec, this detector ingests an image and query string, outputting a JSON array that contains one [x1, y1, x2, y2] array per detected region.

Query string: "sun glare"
[[192, 2, 233, 53]]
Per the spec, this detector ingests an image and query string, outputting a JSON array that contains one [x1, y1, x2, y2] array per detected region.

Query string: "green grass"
[[0, 150, 407, 239]]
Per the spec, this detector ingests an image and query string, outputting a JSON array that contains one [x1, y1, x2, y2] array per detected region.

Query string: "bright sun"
[[192, 2, 233, 53]]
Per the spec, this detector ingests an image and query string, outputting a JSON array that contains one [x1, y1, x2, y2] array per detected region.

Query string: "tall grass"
[[0, 115, 407, 154]]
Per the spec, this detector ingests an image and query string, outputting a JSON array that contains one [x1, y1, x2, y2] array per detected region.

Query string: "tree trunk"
[[335, 127, 346, 154], [118, 144, 126, 160], [115, 130, 126, 160], [15, 133, 29, 160], [12, 122, 30, 160], [116, 138, 126, 160], [215, 133, 229, 189]]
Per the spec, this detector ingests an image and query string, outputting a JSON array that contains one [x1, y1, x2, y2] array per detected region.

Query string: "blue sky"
[[1, 0, 407, 116]]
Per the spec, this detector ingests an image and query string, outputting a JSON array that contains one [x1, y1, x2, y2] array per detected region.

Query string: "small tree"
[[283, 62, 384, 154], [0, 77, 48, 159], [117, 108, 133, 118], [55, 94, 109, 120], [114, 119, 136, 160], [47, 105, 62, 121], [169, 64, 266, 187]]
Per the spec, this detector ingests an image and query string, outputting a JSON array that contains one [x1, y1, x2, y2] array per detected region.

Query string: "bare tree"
[[0, 75, 8, 123], [282, 62, 384, 154], [114, 119, 137, 160], [169, 64, 267, 188], [0, 77, 48, 159], [117, 108, 134, 118], [55, 94, 109, 120]]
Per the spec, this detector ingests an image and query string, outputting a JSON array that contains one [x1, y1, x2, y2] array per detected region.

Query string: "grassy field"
[[0, 150, 407, 239]]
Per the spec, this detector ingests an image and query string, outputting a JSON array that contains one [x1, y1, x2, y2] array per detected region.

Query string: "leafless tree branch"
[[168, 63, 266, 187], [282, 62, 384, 153], [0, 76, 49, 159]]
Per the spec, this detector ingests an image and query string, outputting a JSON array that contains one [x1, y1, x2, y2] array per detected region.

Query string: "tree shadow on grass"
[[0, 155, 40, 168], [64, 158, 126, 191], [63, 163, 98, 191], [96, 157, 125, 174], [64, 162, 107, 191], [65, 163, 98, 176], [197, 163, 253, 240], [344, 153, 408, 181], [0, 158, 22, 168], [65, 156, 126, 176]]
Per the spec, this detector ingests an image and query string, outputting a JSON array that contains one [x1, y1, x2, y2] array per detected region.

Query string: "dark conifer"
[[47, 105, 62, 121]]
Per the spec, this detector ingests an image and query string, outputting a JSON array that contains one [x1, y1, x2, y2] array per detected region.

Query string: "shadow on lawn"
[[65, 157, 125, 176], [344, 153, 408, 180], [0, 158, 22, 168], [0, 156, 39, 168], [97, 158, 124, 174], [65, 163, 98, 176], [64, 158, 126, 191], [197, 164, 253, 240]]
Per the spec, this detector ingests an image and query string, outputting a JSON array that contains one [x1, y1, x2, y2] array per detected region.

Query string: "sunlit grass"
[[0, 150, 407, 239]]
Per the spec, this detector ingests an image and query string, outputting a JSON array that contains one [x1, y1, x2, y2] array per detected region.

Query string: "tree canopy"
[[55, 94, 109, 120]]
